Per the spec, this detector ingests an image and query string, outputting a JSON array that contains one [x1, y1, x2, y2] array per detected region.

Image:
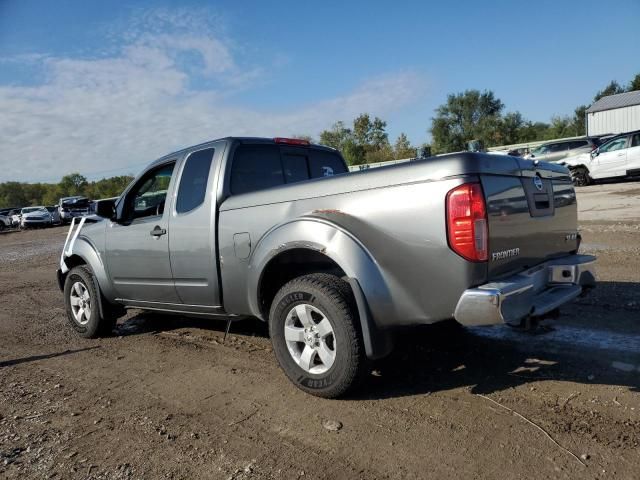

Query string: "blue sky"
[[1, 0, 638, 182]]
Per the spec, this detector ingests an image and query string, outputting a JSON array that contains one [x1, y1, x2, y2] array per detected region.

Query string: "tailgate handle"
[[534, 193, 550, 210], [150, 226, 167, 237]]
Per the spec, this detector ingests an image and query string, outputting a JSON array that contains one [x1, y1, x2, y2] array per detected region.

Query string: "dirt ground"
[[1, 183, 639, 480]]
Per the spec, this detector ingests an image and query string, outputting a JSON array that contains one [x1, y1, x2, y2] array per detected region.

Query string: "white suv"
[[562, 131, 640, 186]]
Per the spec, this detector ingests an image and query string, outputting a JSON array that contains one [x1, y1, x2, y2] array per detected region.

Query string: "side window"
[[568, 141, 587, 149], [129, 162, 175, 220], [176, 148, 214, 214], [231, 145, 283, 195], [632, 134, 640, 147], [282, 154, 309, 183], [309, 151, 347, 178], [548, 143, 568, 152], [600, 137, 628, 153]]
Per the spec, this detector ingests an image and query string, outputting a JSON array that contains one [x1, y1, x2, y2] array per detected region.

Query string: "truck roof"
[[150, 137, 338, 168]]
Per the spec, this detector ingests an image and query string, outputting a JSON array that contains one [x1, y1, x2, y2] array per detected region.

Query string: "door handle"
[[150, 226, 166, 237]]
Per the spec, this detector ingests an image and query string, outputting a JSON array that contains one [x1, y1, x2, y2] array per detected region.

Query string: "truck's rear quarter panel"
[[219, 152, 582, 330], [219, 156, 501, 328]]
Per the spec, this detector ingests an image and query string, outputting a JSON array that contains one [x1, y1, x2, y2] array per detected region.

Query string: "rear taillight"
[[446, 183, 488, 262]]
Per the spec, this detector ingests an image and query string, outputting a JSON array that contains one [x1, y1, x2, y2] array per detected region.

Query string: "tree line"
[[430, 73, 640, 153], [314, 72, 640, 163], [2, 72, 638, 209], [0, 174, 133, 209]]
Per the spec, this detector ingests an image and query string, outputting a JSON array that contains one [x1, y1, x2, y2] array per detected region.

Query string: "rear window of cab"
[[230, 144, 347, 195]]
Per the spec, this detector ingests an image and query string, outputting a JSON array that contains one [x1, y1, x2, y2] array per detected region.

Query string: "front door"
[[105, 161, 180, 304], [592, 136, 629, 179], [626, 133, 640, 174]]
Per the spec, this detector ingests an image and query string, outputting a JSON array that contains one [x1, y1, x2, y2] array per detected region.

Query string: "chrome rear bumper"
[[454, 254, 596, 327]]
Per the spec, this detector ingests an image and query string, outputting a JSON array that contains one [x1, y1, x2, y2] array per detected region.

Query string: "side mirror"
[[95, 199, 116, 220], [591, 149, 599, 158]]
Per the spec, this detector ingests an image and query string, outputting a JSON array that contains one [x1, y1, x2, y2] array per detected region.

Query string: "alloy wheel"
[[284, 304, 336, 374], [69, 281, 92, 325]]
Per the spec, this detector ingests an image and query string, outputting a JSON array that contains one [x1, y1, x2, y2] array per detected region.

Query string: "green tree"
[[319, 121, 352, 149], [594, 80, 625, 101], [0, 182, 30, 208], [370, 117, 389, 149], [353, 114, 373, 145], [572, 105, 588, 136], [341, 139, 367, 165], [628, 73, 640, 92], [497, 112, 525, 145], [365, 143, 394, 164], [545, 116, 575, 139], [59, 173, 88, 197], [394, 133, 417, 158], [430, 89, 504, 153], [291, 134, 315, 143]]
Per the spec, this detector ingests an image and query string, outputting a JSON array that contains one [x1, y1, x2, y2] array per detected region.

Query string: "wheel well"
[[64, 254, 87, 270], [258, 248, 346, 319], [569, 164, 589, 173]]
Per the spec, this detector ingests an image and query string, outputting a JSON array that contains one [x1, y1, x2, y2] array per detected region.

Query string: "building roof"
[[586, 90, 640, 114]]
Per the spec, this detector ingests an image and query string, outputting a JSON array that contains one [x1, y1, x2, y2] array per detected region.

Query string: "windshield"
[[22, 207, 46, 214], [62, 199, 90, 208], [530, 146, 547, 156]]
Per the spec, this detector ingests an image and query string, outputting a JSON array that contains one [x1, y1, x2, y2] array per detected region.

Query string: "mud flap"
[[347, 277, 394, 360]]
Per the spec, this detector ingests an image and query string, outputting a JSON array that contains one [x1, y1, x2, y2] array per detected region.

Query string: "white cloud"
[[0, 9, 426, 182]]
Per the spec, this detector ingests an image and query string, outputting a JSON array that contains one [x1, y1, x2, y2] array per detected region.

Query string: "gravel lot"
[[0, 182, 639, 479]]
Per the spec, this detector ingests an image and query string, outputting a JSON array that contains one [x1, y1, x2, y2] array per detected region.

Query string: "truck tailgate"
[[481, 159, 579, 279]]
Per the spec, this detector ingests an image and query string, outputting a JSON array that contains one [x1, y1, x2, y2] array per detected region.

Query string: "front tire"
[[571, 166, 591, 187], [64, 266, 115, 338], [269, 273, 366, 398]]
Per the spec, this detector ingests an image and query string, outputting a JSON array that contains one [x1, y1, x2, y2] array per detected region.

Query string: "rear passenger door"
[[168, 146, 223, 307]]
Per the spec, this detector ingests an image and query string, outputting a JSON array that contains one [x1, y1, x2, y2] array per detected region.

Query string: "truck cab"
[[89, 138, 347, 309]]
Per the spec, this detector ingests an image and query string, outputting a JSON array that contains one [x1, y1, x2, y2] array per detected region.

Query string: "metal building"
[[586, 90, 640, 136]]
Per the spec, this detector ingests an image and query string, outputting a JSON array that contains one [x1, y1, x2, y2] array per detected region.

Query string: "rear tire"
[[64, 266, 116, 338], [269, 273, 367, 398], [571, 167, 591, 187]]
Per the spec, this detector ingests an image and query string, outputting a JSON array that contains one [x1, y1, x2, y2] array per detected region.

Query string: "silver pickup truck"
[[57, 137, 596, 398]]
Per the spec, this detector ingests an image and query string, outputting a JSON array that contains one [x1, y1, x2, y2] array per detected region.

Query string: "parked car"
[[59, 196, 91, 224], [561, 130, 640, 186], [88, 197, 120, 216], [46, 205, 62, 225], [1, 207, 20, 226], [9, 209, 22, 227], [526, 137, 601, 163], [20, 206, 53, 228], [0, 207, 18, 217], [57, 137, 596, 398], [0, 214, 10, 230]]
